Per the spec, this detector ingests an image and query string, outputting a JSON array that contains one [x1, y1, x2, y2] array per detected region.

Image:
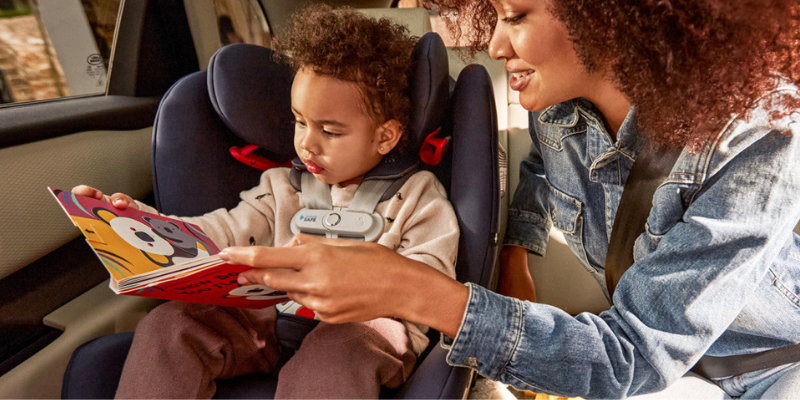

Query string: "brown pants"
[[115, 302, 416, 399]]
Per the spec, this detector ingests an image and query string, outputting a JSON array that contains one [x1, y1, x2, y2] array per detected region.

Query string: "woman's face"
[[488, 0, 595, 112]]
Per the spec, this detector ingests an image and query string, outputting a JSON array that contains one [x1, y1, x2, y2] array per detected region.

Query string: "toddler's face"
[[291, 68, 387, 187]]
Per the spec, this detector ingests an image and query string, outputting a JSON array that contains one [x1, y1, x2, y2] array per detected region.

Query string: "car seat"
[[61, 33, 499, 399]]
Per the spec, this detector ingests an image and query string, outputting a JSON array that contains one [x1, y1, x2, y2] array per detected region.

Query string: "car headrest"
[[407, 32, 450, 152], [206, 44, 297, 161], [207, 32, 449, 182]]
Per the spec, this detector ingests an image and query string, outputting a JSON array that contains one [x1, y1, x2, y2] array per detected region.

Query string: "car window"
[[0, 0, 120, 105], [184, 0, 270, 70]]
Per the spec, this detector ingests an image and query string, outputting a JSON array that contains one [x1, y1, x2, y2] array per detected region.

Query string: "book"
[[49, 187, 288, 309]]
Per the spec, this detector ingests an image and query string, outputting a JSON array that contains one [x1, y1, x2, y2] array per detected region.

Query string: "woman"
[[226, 0, 800, 397]]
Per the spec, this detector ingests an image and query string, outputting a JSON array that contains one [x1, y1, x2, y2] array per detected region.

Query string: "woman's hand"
[[223, 234, 468, 337], [71, 185, 139, 210], [498, 245, 537, 302]]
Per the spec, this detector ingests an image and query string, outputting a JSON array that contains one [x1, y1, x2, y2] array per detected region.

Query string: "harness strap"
[[301, 171, 332, 210], [348, 179, 393, 214], [295, 172, 395, 242]]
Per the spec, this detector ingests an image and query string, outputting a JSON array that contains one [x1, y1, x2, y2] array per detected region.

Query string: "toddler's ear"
[[377, 119, 403, 155]]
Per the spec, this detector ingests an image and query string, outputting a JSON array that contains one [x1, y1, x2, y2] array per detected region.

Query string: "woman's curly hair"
[[273, 5, 417, 150], [427, 0, 800, 150]]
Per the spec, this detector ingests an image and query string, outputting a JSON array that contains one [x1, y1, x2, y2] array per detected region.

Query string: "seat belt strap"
[[301, 171, 333, 210], [605, 143, 681, 296], [605, 141, 800, 380], [692, 342, 800, 379]]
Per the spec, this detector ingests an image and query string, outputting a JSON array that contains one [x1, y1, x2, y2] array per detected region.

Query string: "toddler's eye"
[[323, 130, 341, 138]]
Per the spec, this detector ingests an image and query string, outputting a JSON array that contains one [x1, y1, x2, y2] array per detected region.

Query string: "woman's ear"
[[376, 119, 403, 155]]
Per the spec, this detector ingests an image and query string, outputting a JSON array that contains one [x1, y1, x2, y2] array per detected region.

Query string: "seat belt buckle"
[[419, 128, 450, 166]]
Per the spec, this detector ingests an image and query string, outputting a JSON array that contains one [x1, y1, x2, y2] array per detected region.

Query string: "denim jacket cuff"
[[443, 283, 524, 380], [504, 208, 550, 256]]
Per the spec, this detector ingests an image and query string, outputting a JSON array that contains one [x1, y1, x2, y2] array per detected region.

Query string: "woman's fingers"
[[222, 245, 309, 269], [284, 233, 362, 248], [238, 266, 302, 291]]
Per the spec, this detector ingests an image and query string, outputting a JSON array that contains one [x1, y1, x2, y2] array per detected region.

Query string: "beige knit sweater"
[[136, 168, 459, 355]]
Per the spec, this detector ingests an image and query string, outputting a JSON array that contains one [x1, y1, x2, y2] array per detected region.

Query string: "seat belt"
[[606, 141, 800, 380], [605, 143, 681, 296], [290, 171, 393, 242]]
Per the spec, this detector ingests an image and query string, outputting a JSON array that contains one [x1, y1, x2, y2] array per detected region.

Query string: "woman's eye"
[[294, 120, 306, 128], [502, 13, 525, 25]]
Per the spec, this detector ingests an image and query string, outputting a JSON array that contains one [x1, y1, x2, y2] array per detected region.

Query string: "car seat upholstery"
[[62, 33, 499, 399]]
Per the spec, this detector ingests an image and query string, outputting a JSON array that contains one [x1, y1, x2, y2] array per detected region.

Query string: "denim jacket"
[[444, 89, 800, 398]]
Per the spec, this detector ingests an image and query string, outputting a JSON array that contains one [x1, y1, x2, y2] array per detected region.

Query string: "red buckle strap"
[[419, 128, 450, 166], [230, 144, 291, 171]]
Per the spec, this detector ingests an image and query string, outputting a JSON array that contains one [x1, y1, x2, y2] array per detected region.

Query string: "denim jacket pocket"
[[633, 224, 662, 263], [633, 182, 686, 262], [547, 185, 582, 235], [771, 257, 800, 310]]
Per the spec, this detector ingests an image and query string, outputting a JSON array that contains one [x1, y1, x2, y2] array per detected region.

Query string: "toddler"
[[73, 6, 458, 399]]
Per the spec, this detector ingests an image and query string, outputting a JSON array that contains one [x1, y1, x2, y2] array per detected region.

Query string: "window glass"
[[185, 0, 270, 70], [213, 0, 270, 48], [0, 0, 120, 105]]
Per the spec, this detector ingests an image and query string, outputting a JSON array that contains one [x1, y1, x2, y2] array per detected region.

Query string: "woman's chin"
[[519, 96, 549, 113]]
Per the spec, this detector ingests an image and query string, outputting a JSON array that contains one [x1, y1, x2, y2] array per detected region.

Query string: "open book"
[[49, 187, 288, 309]]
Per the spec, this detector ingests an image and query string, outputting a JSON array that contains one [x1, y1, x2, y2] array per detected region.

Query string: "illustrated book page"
[[50, 187, 288, 309]]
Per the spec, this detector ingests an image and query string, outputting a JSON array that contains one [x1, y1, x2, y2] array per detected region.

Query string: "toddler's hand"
[[71, 185, 139, 210]]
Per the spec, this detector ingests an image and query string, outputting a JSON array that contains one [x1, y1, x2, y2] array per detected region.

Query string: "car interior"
[[0, 0, 636, 398]]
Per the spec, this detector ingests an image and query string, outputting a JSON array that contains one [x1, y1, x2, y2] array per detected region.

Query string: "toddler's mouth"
[[304, 160, 324, 174]]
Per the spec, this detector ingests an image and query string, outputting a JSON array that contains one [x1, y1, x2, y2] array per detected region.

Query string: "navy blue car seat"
[[61, 33, 499, 399]]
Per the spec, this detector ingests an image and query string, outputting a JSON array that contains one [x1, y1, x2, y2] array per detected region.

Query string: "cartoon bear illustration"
[[93, 207, 209, 267], [143, 216, 211, 261]]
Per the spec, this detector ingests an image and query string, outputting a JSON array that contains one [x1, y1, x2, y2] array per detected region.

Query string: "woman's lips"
[[509, 70, 534, 91], [305, 160, 324, 174]]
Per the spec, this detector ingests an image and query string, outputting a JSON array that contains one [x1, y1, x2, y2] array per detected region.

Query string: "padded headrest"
[[207, 44, 296, 160], [207, 33, 449, 182], [407, 32, 451, 151]]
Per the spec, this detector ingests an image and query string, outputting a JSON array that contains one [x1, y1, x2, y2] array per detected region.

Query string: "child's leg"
[[275, 317, 417, 399], [115, 301, 281, 399]]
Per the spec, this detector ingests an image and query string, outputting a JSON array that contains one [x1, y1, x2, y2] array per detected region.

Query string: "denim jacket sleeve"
[[446, 92, 800, 398], [504, 114, 552, 256]]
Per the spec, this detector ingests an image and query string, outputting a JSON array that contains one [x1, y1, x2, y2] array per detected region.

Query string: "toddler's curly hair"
[[273, 5, 417, 149], [427, 0, 800, 150]]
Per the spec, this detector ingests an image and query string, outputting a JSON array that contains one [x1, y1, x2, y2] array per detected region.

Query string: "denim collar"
[[539, 98, 641, 165]]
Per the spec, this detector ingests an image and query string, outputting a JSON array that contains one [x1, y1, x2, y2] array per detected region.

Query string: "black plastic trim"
[[0, 95, 159, 149], [0, 236, 110, 372], [106, 0, 148, 96]]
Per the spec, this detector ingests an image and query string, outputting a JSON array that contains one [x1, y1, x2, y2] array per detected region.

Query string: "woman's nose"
[[488, 22, 512, 60]]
